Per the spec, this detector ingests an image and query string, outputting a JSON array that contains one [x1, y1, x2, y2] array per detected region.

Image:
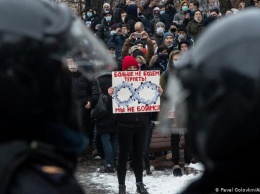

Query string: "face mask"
[[154, 12, 160, 17], [179, 34, 185, 39], [182, 5, 189, 12], [87, 12, 93, 17], [111, 53, 116, 58], [160, 10, 165, 15], [110, 30, 116, 36], [105, 16, 112, 22], [156, 27, 164, 35], [170, 28, 177, 33]]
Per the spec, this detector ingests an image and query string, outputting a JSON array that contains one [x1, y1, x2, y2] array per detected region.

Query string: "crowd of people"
[[74, 0, 259, 193], [1, 0, 260, 194]]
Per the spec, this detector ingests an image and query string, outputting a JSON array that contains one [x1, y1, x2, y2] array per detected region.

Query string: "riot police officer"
[[0, 0, 115, 193], [161, 8, 260, 194]]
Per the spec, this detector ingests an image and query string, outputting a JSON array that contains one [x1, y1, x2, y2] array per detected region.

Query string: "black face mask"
[[154, 13, 160, 17], [170, 28, 177, 33]]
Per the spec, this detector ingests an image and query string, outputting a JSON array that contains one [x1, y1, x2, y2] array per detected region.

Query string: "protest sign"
[[112, 70, 160, 113]]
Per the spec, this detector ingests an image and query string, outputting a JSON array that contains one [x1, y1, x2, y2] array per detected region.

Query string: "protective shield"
[[63, 18, 117, 79]]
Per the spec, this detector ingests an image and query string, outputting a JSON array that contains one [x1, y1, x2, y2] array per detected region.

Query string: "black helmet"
[[161, 8, 260, 189], [0, 0, 116, 152]]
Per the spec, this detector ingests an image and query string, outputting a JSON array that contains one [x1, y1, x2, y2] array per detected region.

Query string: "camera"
[[135, 33, 142, 40]]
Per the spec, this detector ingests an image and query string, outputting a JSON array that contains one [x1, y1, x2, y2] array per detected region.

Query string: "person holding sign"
[[108, 56, 163, 194]]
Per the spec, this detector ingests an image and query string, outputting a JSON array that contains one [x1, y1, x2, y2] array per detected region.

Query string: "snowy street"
[[76, 156, 204, 194]]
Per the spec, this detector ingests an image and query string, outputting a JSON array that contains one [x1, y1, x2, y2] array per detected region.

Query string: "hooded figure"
[[149, 7, 162, 35], [126, 4, 140, 33]]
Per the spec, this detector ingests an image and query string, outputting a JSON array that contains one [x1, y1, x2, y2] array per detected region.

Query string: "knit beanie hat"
[[122, 56, 139, 71], [133, 40, 145, 47], [153, 7, 160, 12], [107, 42, 116, 49], [103, 3, 110, 9], [163, 32, 174, 41], [133, 49, 144, 58], [178, 40, 191, 49], [155, 22, 165, 29], [180, 0, 189, 7], [178, 27, 187, 33]]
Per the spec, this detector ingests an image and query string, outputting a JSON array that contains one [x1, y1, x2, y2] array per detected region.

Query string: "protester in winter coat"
[[121, 29, 154, 64], [151, 22, 165, 46], [173, 27, 195, 49], [186, 10, 206, 40], [143, 0, 159, 20], [137, 6, 151, 33], [84, 8, 101, 33], [108, 24, 130, 61], [125, 4, 140, 33], [66, 56, 93, 152], [149, 44, 169, 73], [91, 72, 118, 173], [108, 56, 163, 194], [96, 10, 115, 44]]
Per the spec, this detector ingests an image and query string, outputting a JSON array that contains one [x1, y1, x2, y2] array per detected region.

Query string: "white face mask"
[[160, 10, 165, 15], [87, 12, 93, 17], [156, 27, 164, 34], [110, 30, 116, 36], [105, 16, 112, 22], [179, 34, 185, 39]]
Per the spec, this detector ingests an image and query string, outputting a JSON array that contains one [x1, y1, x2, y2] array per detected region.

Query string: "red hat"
[[122, 56, 138, 71]]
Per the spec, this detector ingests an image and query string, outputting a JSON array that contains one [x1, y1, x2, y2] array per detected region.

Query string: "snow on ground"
[[87, 163, 204, 194]]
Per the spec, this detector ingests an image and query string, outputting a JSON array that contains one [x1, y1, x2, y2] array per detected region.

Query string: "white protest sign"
[[112, 70, 160, 113]]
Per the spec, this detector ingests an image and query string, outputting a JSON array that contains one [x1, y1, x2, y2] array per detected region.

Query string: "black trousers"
[[143, 121, 154, 170], [117, 125, 147, 185], [171, 133, 193, 165]]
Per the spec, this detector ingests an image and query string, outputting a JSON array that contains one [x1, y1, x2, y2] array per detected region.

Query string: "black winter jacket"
[[70, 71, 92, 132], [92, 73, 117, 134]]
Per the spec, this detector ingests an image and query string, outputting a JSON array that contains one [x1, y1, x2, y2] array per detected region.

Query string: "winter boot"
[[144, 157, 152, 175], [136, 182, 149, 194], [173, 165, 182, 177], [119, 185, 126, 194]]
